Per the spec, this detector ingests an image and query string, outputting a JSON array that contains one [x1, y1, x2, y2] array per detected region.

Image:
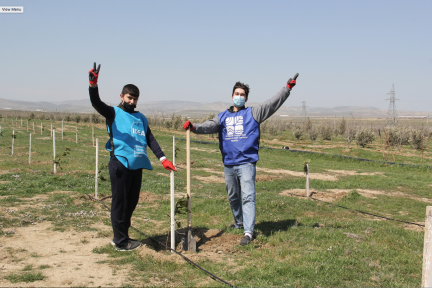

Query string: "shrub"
[[318, 123, 332, 141], [409, 128, 429, 150], [293, 125, 303, 140], [73, 115, 81, 123], [339, 117, 347, 135], [386, 125, 410, 151], [355, 128, 375, 148], [308, 126, 319, 144], [28, 112, 35, 120]]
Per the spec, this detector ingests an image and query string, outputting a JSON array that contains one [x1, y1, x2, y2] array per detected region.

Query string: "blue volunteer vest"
[[218, 107, 260, 165], [106, 107, 153, 170]]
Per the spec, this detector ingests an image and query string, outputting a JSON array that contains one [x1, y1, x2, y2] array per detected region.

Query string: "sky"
[[1, 0, 431, 111]]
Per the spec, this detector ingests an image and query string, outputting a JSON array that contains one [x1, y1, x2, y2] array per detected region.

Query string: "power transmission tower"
[[301, 101, 307, 121], [385, 84, 399, 126]]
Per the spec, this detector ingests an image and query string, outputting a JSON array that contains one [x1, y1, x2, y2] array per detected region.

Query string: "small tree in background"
[[355, 128, 375, 148], [318, 122, 332, 141], [409, 127, 430, 150], [339, 117, 347, 135], [293, 124, 303, 140]]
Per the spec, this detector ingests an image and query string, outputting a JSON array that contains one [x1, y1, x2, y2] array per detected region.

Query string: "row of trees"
[[1, 111, 430, 150]]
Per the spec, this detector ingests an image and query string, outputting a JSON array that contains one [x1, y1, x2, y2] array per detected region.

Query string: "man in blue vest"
[[183, 75, 298, 245], [88, 63, 177, 251]]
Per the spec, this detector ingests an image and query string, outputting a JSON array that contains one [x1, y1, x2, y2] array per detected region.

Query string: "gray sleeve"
[[192, 116, 220, 134], [251, 86, 291, 124]]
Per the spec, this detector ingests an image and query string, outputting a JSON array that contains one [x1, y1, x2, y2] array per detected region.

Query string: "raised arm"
[[252, 73, 298, 124], [88, 62, 115, 119]]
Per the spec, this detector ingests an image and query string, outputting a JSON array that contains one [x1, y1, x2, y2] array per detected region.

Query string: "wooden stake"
[[186, 129, 192, 230], [76, 126, 78, 143], [29, 133, 32, 164], [171, 135, 175, 252], [422, 206, 432, 287], [50, 123, 53, 138], [33, 122, 35, 133], [53, 129, 56, 175], [95, 138, 98, 199], [21, 119, 22, 128], [27, 120, 28, 132], [41, 123, 43, 135]]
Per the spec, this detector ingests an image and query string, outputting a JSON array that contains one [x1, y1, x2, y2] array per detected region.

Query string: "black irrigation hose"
[[84, 194, 235, 288], [260, 188, 425, 227], [175, 138, 432, 169]]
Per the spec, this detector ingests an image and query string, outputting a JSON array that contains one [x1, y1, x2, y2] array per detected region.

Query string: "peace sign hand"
[[89, 62, 101, 85]]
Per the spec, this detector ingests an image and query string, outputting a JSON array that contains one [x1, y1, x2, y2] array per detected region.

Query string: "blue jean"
[[224, 162, 256, 236]]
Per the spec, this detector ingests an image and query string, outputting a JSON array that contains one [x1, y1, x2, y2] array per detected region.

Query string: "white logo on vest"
[[225, 116, 245, 141], [131, 121, 147, 157]]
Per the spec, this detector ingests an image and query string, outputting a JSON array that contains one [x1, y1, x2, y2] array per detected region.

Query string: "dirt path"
[[0, 222, 131, 287]]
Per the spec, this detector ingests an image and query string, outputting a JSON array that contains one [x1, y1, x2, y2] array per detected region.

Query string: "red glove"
[[183, 121, 194, 131], [162, 159, 177, 172], [287, 73, 299, 90], [89, 62, 101, 85]]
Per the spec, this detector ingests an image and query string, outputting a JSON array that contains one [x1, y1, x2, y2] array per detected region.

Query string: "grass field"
[[0, 118, 431, 287]]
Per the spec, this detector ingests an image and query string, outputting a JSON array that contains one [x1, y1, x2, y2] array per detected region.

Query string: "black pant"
[[108, 156, 143, 246]]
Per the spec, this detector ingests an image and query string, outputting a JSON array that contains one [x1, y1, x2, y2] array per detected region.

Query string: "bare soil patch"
[[190, 147, 219, 154], [256, 167, 338, 181], [280, 188, 432, 204], [0, 222, 130, 287], [139, 191, 164, 204], [326, 170, 385, 177], [193, 175, 225, 184]]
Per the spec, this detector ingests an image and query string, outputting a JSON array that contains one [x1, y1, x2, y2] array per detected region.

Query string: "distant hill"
[[0, 98, 429, 118]]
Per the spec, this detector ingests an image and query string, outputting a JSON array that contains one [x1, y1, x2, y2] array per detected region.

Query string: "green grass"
[[5, 272, 46, 283], [0, 119, 430, 286]]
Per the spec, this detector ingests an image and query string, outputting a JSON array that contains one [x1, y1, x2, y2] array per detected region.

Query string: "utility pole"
[[301, 101, 307, 122], [385, 84, 399, 126]]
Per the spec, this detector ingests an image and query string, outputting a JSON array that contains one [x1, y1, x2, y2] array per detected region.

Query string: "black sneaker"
[[240, 235, 252, 246], [111, 238, 140, 246], [115, 240, 142, 251]]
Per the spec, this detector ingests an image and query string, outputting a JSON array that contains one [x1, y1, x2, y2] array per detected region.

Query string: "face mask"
[[123, 101, 136, 111], [233, 96, 246, 108]]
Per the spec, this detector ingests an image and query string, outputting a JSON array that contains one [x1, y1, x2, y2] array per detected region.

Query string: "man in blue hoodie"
[[183, 75, 298, 245], [88, 63, 176, 251]]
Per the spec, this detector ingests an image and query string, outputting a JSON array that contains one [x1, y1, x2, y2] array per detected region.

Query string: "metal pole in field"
[[95, 138, 99, 199], [11, 130, 14, 155], [422, 206, 432, 287], [62, 120, 64, 141], [76, 126, 78, 143], [171, 135, 175, 251], [53, 129, 56, 174], [306, 163, 310, 197], [29, 133, 32, 164], [92, 127, 94, 147]]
